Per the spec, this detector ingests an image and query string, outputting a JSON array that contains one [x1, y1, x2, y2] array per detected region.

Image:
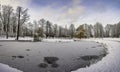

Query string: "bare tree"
[[0, 5, 13, 38], [46, 21, 52, 38], [16, 6, 29, 40]]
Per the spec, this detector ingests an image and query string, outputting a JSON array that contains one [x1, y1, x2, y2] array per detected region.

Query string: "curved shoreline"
[[72, 39, 120, 72]]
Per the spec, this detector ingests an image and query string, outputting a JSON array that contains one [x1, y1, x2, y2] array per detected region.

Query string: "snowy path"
[[72, 38, 120, 72]]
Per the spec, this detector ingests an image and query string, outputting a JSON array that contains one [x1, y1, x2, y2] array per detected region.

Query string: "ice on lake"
[[0, 40, 107, 72]]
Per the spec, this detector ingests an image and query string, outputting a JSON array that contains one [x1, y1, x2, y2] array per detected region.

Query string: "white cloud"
[[29, 0, 84, 27], [29, 6, 60, 22], [0, 0, 31, 9], [55, 0, 84, 26], [74, 9, 120, 27], [58, 4, 84, 25]]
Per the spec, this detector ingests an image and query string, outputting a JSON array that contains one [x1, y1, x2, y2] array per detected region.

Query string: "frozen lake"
[[0, 41, 107, 72]]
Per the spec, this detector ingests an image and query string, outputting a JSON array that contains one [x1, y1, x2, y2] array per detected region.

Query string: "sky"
[[0, 0, 120, 27]]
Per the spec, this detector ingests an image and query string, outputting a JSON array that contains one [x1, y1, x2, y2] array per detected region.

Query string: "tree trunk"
[[6, 23, 8, 39], [6, 13, 10, 39], [16, 8, 21, 40]]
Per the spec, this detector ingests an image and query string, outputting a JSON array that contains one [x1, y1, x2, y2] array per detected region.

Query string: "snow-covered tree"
[[53, 24, 58, 37], [45, 21, 52, 38], [0, 5, 13, 38], [116, 22, 120, 37], [69, 24, 75, 38], [38, 19, 46, 37], [94, 22, 104, 38]]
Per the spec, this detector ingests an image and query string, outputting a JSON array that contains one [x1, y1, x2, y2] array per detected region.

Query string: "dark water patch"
[[81, 55, 99, 61], [12, 55, 24, 59], [38, 57, 59, 69], [86, 48, 88, 49], [101, 53, 107, 57], [51, 63, 59, 68], [0, 45, 2, 46], [96, 42, 99, 43], [26, 49, 30, 51], [18, 56, 24, 58], [97, 45, 102, 47], [72, 48, 108, 72], [91, 46, 96, 48], [38, 63, 48, 68], [44, 57, 59, 64], [26, 54, 29, 56], [59, 41, 62, 42], [27, 58, 30, 61], [12, 56, 17, 60], [12, 56, 17, 58], [70, 62, 91, 72]]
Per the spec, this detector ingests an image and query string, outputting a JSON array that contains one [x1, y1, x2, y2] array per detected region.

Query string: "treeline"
[[0, 4, 75, 40], [75, 22, 120, 38], [27, 19, 75, 38], [0, 5, 120, 40]]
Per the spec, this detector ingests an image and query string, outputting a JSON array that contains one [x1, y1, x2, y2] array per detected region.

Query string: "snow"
[[0, 37, 15, 40], [72, 38, 120, 72], [0, 63, 22, 72], [42, 38, 74, 42], [0, 37, 74, 42], [0, 37, 33, 40], [102, 38, 120, 42]]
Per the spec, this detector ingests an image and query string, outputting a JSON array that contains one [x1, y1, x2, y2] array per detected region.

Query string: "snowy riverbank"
[[72, 38, 120, 72]]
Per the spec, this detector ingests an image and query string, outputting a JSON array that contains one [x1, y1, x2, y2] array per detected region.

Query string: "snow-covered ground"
[[0, 37, 33, 41], [72, 38, 120, 72], [0, 63, 22, 72], [0, 37, 74, 42], [42, 38, 74, 42]]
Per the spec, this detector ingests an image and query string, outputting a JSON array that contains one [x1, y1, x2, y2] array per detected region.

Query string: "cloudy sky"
[[0, 0, 120, 27]]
